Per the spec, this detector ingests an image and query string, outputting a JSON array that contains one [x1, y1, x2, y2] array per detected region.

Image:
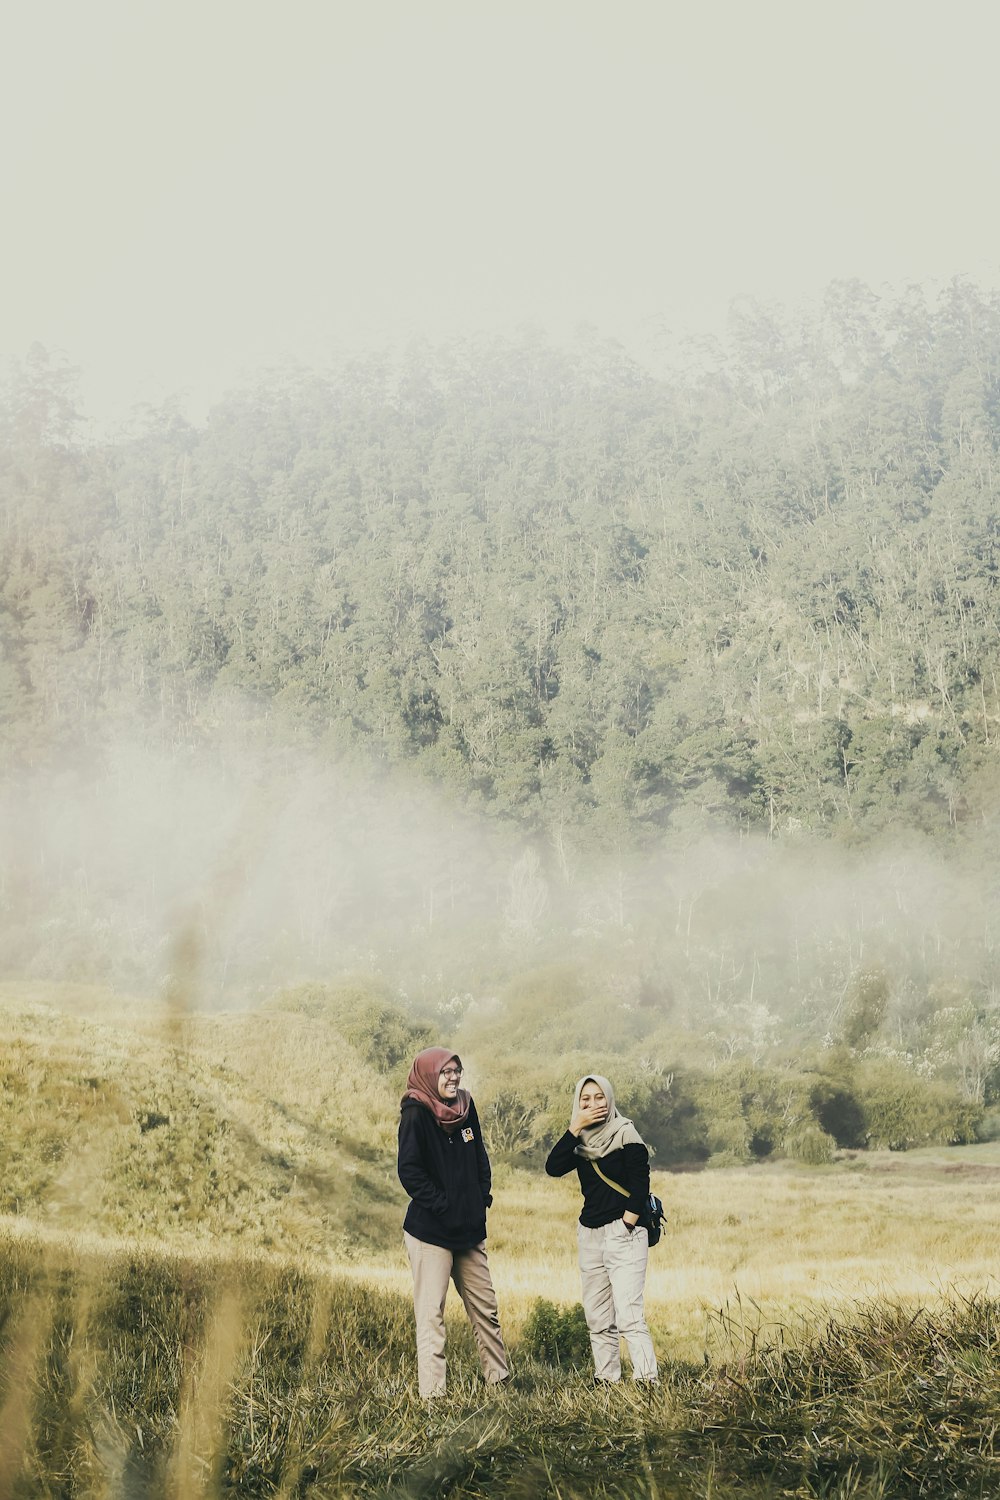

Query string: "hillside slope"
[[0, 983, 405, 1255]]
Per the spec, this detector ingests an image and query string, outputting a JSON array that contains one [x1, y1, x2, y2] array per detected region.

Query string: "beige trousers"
[[577, 1220, 658, 1382], [403, 1231, 510, 1398]]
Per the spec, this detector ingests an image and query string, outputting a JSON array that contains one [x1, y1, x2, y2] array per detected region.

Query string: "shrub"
[[809, 1073, 866, 1148], [266, 977, 433, 1070], [520, 1298, 591, 1367], [855, 1060, 982, 1150], [705, 1114, 753, 1166], [613, 1065, 710, 1166], [841, 968, 890, 1049], [691, 1062, 810, 1166], [460, 964, 658, 1058], [460, 966, 586, 1054], [478, 1089, 538, 1156], [783, 1122, 836, 1165]]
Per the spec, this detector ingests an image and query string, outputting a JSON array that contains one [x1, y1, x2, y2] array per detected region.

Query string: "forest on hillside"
[[4, 278, 1000, 844], [3, 278, 1000, 1150]]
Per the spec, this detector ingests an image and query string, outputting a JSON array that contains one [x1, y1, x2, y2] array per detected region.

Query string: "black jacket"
[[545, 1131, 650, 1228], [397, 1096, 493, 1250]]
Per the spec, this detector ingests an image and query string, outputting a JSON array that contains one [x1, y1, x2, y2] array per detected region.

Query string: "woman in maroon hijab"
[[397, 1046, 509, 1398]]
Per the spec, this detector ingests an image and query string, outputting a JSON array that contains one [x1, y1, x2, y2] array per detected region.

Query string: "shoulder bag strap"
[[589, 1158, 629, 1197]]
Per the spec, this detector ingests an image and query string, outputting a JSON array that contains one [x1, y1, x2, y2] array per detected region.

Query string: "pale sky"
[[3, 0, 999, 423]]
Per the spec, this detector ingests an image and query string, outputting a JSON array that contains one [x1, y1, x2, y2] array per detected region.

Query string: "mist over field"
[[2, 729, 998, 1057]]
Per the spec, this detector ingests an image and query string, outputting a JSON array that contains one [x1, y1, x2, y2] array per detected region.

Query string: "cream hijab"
[[571, 1074, 646, 1160]]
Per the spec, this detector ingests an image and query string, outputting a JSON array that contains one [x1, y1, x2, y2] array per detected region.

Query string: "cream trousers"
[[577, 1219, 658, 1382], [404, 1231, 510, 1398]]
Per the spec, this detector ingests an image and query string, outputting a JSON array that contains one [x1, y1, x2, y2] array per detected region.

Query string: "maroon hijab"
[[402, 1046, 471, 1134]]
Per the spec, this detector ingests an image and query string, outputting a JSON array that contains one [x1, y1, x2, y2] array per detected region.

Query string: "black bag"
[[644, 1191, 665, 1247], [592, 1160, 666, 1248]]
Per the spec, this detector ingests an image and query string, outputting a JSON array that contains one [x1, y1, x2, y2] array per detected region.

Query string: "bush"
[[266, 977, 433, 1070], [809, 1073, 866, 1148], [854, 1060, 982, 1150], [841, 968, 890, 1049], [461, 966, 586, 1054], [460, 964, 659, 1058], [691, 1062, 813, 1166], [613, 1065, 710, 1167], [478, 1089, 538, 1156], [520, 1298, 592, 1367], [705, 1115, 753, 1166], [783, 1122, 836, 1165]]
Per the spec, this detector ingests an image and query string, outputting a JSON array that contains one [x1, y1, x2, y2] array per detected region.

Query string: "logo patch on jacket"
[[461, 1127, 475, 1143]]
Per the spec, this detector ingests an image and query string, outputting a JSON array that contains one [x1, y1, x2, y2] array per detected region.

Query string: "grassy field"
[[323, 1145, 1000, 1370], [5, 1211, 1000, 1499], [4, 983, 1000, 1495], [498, 1145, 1000, 1361]]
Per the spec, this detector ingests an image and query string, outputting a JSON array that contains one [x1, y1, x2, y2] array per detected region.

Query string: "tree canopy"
[[4, 282, 1000, 857]]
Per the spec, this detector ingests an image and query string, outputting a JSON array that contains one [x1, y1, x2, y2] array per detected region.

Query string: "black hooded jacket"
[[397, 1096, 493, 1250]]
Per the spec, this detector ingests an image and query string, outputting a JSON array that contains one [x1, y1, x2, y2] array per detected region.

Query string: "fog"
[[5, 2, 1000, 425], [3, 726, 996, 1058]]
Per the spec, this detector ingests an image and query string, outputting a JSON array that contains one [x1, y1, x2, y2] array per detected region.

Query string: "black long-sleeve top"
[[397, 1096, 493, 1251], [545, 1131, 650, 1228]]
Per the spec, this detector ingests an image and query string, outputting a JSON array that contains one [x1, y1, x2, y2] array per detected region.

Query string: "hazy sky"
[[4, 0, 998, 422]]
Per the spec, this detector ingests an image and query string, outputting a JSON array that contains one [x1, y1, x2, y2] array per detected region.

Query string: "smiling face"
[[579, 1080, 608, 1117], [437, 1059, 462, 1101]]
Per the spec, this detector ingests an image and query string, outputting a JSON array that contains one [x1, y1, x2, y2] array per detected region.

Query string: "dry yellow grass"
[[331, 1150, 1000, 1362], [5, 980, 1000, 1368], [10, 1144, 1000, 1370]]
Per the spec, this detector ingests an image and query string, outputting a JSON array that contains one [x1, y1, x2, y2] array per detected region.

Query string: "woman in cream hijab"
[[545, 1074, 657, 1383]]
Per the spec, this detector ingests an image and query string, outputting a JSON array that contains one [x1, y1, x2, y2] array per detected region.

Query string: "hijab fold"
[[403, 1046, 471, 1134], [571, 1073, 646, 1159]]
